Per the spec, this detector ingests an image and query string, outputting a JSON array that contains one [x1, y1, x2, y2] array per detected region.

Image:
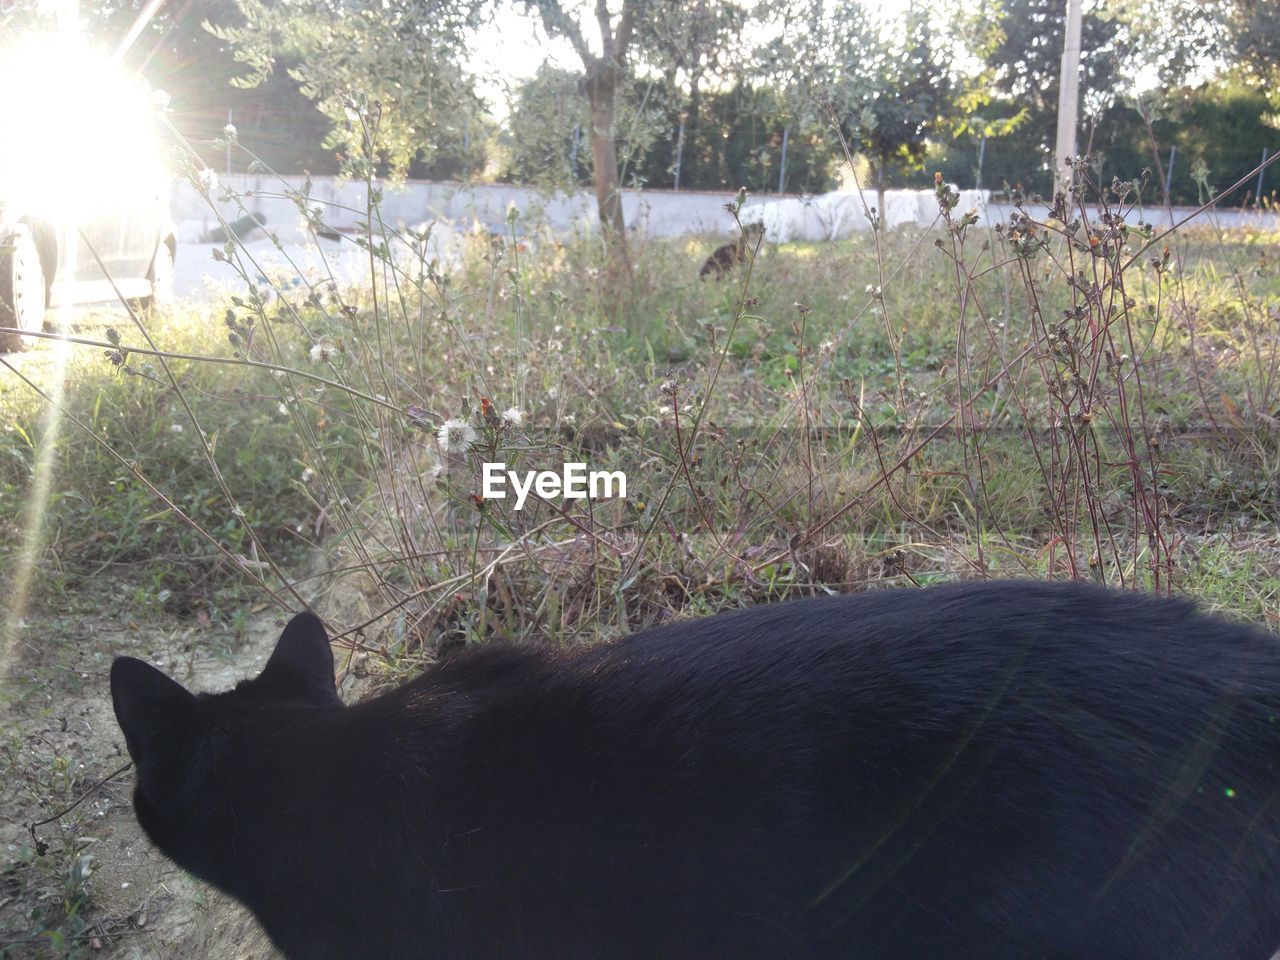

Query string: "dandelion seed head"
[[437, 418, 477, 453]]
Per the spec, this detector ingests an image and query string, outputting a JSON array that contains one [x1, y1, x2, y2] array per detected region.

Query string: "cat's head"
[[109, 611, 340, 881]]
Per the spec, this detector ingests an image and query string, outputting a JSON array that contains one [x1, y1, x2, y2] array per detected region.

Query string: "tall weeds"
[[4, 100, 1278, 662]]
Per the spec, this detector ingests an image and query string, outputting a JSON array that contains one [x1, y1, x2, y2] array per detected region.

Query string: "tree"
[[0, 1, 39, 34], [750, 0, 847, 194], [634, 0, 746, 190], [1222, 1, 1280, 91], [1131, 0, 1280, 93], [949, 0, 1135, 195], [520, 0, 640, 269], [208, 0, 780, 271], [67, 0, 333, 173], [824, 0, 953, 216], [1109, 0, 1221, 92], [1164, 80, 1280, 204], [517, 0, 745, 267], [502, 65, 592, 188], [984, 0, 1132, 120], [209, 0, 487, 178]]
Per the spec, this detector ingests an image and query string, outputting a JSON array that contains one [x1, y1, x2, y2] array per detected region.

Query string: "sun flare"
[[0, 28, 167, 219]]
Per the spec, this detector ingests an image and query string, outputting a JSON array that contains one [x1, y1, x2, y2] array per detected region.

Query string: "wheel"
[[138, 239, 174, 314], [0, 226, 47, 352]]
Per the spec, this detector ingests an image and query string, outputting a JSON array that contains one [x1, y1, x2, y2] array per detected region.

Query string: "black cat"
[[110, 580, 1280, 960], [699, 220, 765, 280], [202, 212, 269, 244]]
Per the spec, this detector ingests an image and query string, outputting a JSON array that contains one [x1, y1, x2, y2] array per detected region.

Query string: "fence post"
[[673, 122, 685, 191], [1257, 147, 1270, 206]]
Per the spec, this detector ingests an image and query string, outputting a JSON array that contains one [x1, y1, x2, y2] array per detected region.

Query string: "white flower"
[[310, 342, 332, 363], [437, 418, 477, 454], [169, 423, 184, 433], [501, 407, 523, 427], [223, 123, 238, 141], [197, 168, 218, 194]]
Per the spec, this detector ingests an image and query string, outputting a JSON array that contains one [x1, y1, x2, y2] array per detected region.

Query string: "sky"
[[467, 7, 578, 114]]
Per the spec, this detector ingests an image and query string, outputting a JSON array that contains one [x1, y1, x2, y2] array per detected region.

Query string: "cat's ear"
[[111, 657, 196, 768], [258, 611, 339, 705]]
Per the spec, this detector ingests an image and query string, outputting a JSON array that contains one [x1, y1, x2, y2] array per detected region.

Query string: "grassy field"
[[4, 183, 1279, 634], [1, 178, 1279, 954]]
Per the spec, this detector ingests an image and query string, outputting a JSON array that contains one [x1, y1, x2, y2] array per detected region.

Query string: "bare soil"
[[1, 587, 281, 959]]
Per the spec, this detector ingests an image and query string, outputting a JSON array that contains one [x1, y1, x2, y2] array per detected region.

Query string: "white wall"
[[171, 175, 992, 244], [174, 173, 1280, 254]]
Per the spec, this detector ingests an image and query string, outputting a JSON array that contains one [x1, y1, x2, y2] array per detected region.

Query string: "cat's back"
[[381, 581, 1280, 960], [394, 579, 1280, 740], [574, 579, 1279, 716]]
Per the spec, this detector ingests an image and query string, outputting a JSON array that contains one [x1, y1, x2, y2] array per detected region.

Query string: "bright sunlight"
[[0, 27, 166, 218]]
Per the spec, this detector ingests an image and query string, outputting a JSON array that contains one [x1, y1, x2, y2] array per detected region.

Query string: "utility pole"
[[1054, 0, 1083, 197]]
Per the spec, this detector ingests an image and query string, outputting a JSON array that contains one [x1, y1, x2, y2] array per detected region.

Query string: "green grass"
[[0, 307, 319, 617], [1, 183, 1278, 655]]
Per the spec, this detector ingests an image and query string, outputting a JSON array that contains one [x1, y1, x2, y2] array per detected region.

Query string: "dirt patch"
[[1, 588, 282, 959]]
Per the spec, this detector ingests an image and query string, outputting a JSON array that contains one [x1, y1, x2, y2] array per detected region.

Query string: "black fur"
[[202, 212, 269, 244], [110, 581, 1280, 960], [699, 221, 765, 280]]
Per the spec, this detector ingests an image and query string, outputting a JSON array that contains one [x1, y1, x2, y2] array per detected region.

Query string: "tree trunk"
[[583, 60, 629, 272]]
